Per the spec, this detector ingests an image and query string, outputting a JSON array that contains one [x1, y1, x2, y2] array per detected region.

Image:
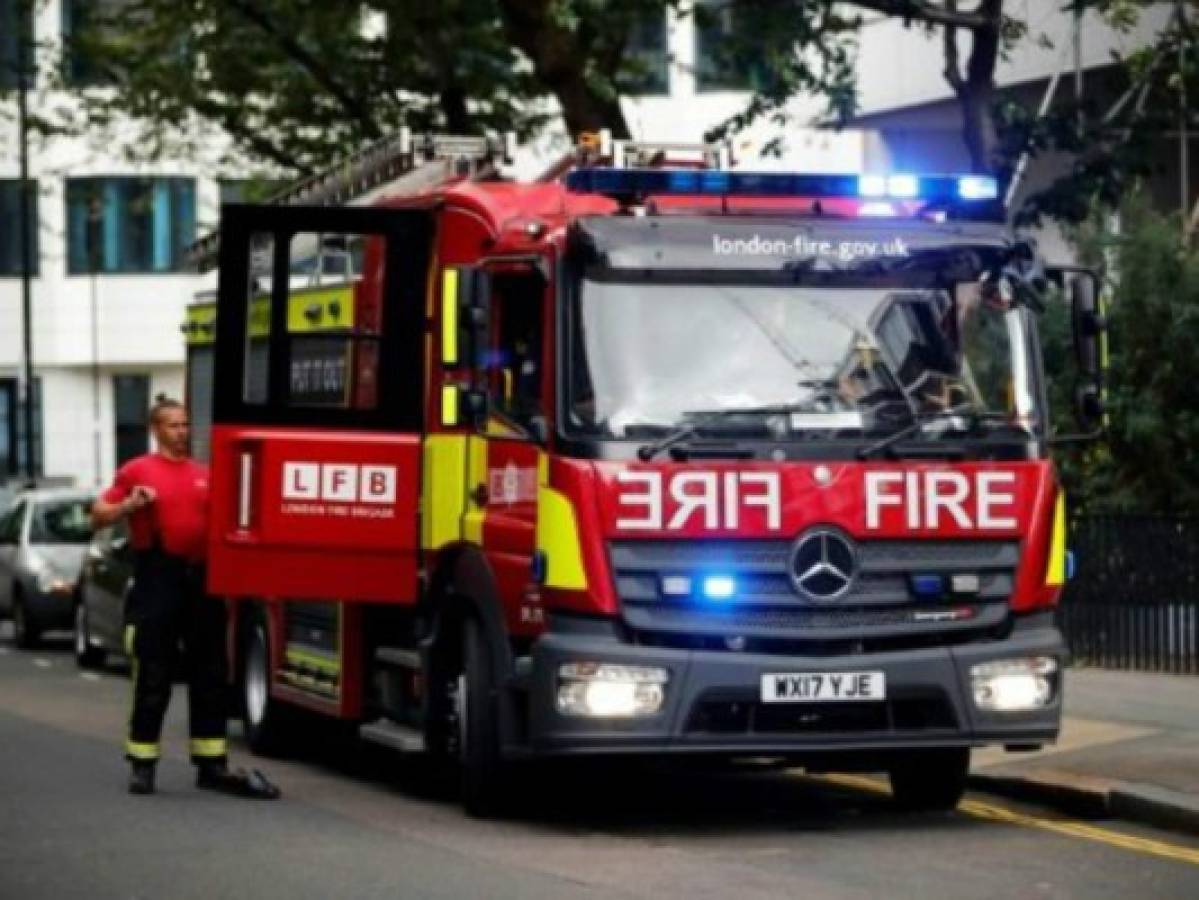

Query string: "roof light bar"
[[565, 168, 1000, 206]]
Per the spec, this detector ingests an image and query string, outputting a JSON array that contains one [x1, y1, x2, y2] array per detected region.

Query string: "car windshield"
[[30, 499, 94, 545], [566, 277, 1041, 441]]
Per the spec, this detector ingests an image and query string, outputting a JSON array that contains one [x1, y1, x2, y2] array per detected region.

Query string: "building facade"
[[0, 1, 1176, 490], [0, 0, 230, 488]]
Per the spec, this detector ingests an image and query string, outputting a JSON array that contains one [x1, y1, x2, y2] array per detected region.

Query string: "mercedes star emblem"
[[790, 528, 858, 601]]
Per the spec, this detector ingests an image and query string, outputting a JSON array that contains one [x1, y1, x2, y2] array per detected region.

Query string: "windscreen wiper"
[[637, 424, 700, 462], [855, 406, 1009, 460], [636, 407, 770, 461]]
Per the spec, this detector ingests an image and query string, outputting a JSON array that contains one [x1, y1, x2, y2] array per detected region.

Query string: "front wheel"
[[887, 747, 970, 812], [457, 617, 508, 817], [12, 593, 39, 650], [242, 613, 293, 756], [74, 599, 106, 669]]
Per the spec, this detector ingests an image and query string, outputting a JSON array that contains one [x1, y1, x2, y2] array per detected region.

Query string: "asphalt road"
[[2, 625, 1198, 900]]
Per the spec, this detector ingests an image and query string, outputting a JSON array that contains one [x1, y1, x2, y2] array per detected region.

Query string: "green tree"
[[1052, 194, 1199, 513]]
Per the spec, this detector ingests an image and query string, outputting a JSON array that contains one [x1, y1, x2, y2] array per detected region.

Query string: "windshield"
[[30, 499, 94, 545], [566, 277, 1041, 441]]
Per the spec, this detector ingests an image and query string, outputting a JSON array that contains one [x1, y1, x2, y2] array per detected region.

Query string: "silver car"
[[0, 489, 96, 648]]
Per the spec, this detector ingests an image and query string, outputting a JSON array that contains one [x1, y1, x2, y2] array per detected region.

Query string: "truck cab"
[[194, 139, 1105, 815]]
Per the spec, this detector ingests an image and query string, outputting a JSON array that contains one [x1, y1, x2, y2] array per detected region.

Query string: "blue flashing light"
[[958, 175, 999, 200], [887, 174, 919, 199], [564, 167, 1002, 208], [702, 575, 737, 601], [910, 574, 945, 598], [1065, 549, 1077, 581]]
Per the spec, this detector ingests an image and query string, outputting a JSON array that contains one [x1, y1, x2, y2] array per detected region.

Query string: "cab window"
[[484, 271, 546, 437]]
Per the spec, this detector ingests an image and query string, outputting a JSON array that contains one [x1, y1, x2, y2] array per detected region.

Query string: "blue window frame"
[[694, 0, 769, 93], [618, 10, 670, 97], [0, 180, 38, 277], [0, 0, 34, 90], [66, 177, 196, 275]]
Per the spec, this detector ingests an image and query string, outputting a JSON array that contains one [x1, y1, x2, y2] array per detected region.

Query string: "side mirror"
[[1071, 273, 1105, 378], [1069, 272, 1108, 431]]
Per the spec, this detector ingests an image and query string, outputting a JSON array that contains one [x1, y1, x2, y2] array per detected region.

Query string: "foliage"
[[1008, 1, 1199, 227], [1049, 194, 1199, 513], [48, 0, 550, 175]]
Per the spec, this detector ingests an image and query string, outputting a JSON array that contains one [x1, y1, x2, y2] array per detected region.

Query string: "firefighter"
[[91, 397, 279, 799]]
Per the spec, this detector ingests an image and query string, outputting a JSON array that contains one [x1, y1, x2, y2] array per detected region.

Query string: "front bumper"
[[525, 615, 1063, 756], [19, 579, 76, 630]]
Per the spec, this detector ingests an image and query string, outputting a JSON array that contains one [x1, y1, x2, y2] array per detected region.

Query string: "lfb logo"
[[282, 462, 397, 505]]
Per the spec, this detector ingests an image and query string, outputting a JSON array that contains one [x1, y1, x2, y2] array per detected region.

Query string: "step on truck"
[[186, 131, 1107, 815]]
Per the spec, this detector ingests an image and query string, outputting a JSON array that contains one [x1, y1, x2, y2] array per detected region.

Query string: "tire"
[[241, 612, 293, 756], [11, 592, 39, 650], [458, 616, 507, 817], [887, 747, 970, 812], [74, 598, 106, 669]]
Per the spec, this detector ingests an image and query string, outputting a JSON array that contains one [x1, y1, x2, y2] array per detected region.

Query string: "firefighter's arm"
[[92, 478, 156, 529]]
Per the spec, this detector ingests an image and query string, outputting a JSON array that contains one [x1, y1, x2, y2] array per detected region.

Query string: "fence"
[[1060, 515, 1199, 673]]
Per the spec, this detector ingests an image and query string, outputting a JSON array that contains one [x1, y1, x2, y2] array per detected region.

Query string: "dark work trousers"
[[124, 549, 228, 767]]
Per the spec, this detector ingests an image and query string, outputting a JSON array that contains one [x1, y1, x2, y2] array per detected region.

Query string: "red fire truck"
[[187, 131, 1105, 815]]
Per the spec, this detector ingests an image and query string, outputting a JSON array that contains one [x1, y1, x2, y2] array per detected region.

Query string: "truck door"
[[477, 267, 548, 635], [206, 204, 432, 603]]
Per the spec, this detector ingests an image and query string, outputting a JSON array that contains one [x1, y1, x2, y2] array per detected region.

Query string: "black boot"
[[129, 761, 156, 795], [196, 760, 281, 800]]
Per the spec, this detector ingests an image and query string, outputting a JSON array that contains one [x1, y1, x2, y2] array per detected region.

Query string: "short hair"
[[150, 396, 186, 426]]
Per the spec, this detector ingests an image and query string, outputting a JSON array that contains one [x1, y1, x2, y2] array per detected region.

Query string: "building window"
[[0, 180, 38, 277], [694, 0, 768, 93], [618, 11, 670, 97], [66, 178, 196, 275], [62, 0, 127, 86], [113, 375, 150, 467], [0, 0, 34, 90], [0, 377, 43, 482]]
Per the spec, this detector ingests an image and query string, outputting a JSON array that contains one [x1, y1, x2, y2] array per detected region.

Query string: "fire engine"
[[183, 129, 1107, 815]]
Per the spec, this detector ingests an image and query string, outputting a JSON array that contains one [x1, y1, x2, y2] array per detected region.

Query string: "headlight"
[[971, 656, 1058, 712], [36, 568, 75, 595], [556, 662, 669, 718]]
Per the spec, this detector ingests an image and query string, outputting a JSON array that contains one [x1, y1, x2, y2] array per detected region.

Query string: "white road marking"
[[79, 671, 102, 682], [33, 658, 52, 669], [0, 646, 10, 655]]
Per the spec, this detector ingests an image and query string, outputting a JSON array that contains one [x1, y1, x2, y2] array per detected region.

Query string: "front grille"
[[610, 538, 1018, 644], [686, 689, 958, 735]]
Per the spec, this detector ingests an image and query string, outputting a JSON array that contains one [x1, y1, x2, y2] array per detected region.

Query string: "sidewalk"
[[970, 667, 1199, 835]]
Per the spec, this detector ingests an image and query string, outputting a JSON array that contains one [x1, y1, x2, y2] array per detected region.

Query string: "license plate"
[[760, 671, 886, 703]]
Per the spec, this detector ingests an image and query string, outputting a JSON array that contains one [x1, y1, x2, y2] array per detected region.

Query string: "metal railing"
[[1060, 515, 1199, 673]]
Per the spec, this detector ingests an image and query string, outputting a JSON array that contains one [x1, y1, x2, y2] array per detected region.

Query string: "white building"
[[0, 0, 234, 488], [0, 0, 1176, 489]]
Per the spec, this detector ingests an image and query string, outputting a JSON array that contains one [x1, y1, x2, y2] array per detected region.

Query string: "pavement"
[[971, 667, 1199, 837]]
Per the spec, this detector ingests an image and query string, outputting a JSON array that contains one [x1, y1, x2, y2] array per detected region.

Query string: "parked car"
[[74, 520, 135, 668], [0, 489, 96, 647]]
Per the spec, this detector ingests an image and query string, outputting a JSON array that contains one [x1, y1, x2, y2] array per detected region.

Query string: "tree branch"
[[847, 0, 992, 30], [942, 20, 965, 95], [219, 0, 382, 139]]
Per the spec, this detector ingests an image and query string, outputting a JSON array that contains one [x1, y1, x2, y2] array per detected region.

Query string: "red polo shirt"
[[102, 453, 210, 562]]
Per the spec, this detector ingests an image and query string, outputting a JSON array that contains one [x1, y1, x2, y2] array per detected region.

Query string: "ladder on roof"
[[188, 129, 514, 272], [535, 129, 734, 182]]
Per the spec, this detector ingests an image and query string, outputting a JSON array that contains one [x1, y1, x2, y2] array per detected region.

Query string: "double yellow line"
[[819, 774, 1199, 868]]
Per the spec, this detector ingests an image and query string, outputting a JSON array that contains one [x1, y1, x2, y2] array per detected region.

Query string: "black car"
[[74, 521, 135, 668]]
